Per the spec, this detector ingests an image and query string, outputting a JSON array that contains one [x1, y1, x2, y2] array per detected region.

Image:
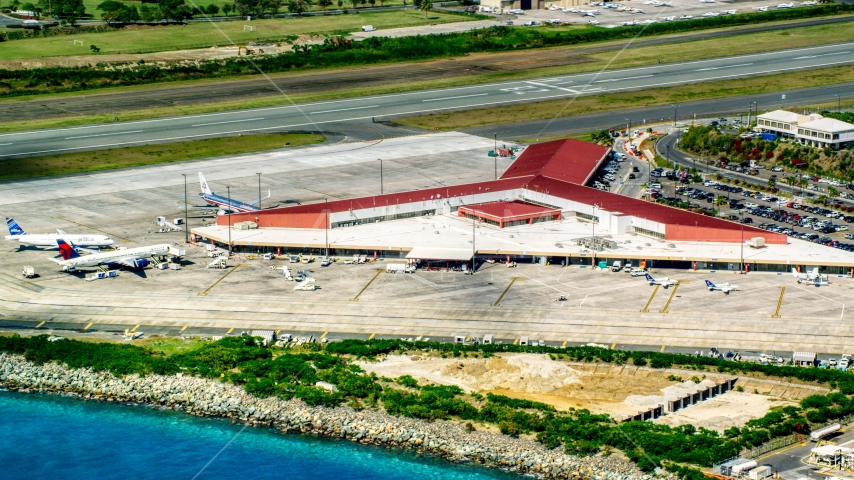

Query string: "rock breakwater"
[[0, 353, 670, 480]]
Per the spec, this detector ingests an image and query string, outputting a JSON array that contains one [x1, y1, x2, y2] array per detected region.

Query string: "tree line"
[[4, 334, 854, 480], [1, 3, 853, 96]]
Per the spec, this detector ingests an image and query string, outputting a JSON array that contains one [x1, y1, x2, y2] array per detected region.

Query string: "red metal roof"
[[501, 138, 611, 185], [461, 201, 559, 219], [224, 176, 534, 219], [524, 176, 785, 240]]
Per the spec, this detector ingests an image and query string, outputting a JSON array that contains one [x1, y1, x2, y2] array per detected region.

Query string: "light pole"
[[182, 174, 189, 243], [672, 104, 678, 127], [739, 210, 744, 274], [379, 159, 383, 195], [624, 118, 630, 136], [836, 95, 841, 112], [257, 173, 262, 209], [227, 186, 232, 255], [472, 216, 476, 275], [591, 204, 598, 267], [325, 198, 329, 258]]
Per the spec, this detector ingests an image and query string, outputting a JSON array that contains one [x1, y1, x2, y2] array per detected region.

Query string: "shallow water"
[[0, 389, 518, 480]]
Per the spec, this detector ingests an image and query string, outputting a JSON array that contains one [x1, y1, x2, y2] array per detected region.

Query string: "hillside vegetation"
[[5, 334, 854, 479]]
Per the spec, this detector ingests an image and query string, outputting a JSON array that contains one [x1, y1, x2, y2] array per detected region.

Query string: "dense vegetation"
[[680, 124, 854, 184], [1, 3, 852, 97], [4, 334, 854, 477]]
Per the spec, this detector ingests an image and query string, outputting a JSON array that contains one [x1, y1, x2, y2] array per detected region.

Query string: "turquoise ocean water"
[[0, 389, 518, 480]]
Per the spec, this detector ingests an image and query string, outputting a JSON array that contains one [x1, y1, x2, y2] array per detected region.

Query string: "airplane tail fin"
[[199, 173, 213, 195], [792, 268, 799, 277], [811, 267, 819, 278], [56, 239, 80, 261], [645, 274, 654, 282], [705, 280, 715, 288], [6, 218, 25, 236]]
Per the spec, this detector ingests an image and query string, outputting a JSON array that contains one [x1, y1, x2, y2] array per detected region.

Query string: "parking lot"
[[509, 0, 813, 27]]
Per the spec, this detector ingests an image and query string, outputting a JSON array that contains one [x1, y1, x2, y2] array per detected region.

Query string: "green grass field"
[[396, 64, 854, 131], [0, 132, 324, 181], [3, 10, 472, 58], [77, 0, 410, 18]]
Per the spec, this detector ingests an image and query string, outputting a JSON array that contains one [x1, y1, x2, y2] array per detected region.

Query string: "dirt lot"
[[358, 353, 808, 430]]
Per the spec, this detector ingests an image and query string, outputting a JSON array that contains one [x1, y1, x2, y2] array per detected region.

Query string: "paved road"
[[3, 42, 854, 159]]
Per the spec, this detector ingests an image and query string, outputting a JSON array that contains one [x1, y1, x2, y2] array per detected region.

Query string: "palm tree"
[[421, 0, 433, 18]]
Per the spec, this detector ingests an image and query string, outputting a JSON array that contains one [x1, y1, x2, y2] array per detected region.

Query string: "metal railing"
[[742, 433, 804, 460]]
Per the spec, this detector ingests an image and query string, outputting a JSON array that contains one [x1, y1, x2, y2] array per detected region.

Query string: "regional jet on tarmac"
[[193, 173, 271, 214], [50, 239, 181, 272], [5, 218, 114, 249], [792, 267, 824, 282], [645, 274, 678, 287], [705, 280, 739, 294]]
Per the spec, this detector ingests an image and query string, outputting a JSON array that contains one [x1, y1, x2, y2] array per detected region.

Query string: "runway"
[[3, 42, 854, 159]]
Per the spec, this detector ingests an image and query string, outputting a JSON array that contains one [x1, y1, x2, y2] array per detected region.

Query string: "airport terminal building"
[[193, 138, 854, 273]]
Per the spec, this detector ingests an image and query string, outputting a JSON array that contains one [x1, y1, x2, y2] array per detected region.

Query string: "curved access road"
[[2, 41, 853, 159]]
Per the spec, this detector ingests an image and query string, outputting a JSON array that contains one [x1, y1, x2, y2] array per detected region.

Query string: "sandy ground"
[[359, 353, 795, 430], [654, 391, 789, 431]]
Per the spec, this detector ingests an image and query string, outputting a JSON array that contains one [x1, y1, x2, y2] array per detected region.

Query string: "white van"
[[361, 25, 376, 32]]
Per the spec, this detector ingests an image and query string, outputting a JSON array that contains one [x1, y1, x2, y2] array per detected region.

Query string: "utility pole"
[[379, 159, 383, 195], [227, 186, 232, 254], [837, 94, 842, 112], [672, 104, 678, 127], [182, 174, 189, 243], [257, 173, 262, 209]]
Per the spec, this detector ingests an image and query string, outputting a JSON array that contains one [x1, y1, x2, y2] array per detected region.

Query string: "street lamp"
[[256, 173, 262, 210], [836, 94, 842, 113], [672, 103, 678, 127], [379, 159, 383, 195], [181, 174, 189, 243], [624, 118, 630, 135], [227, 185, 232, 255]]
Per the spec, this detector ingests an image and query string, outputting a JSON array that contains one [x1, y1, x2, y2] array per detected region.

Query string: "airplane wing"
[[116, 256, 151, 269], [56, 229, 68, 235], [249, 190, 272, 207]]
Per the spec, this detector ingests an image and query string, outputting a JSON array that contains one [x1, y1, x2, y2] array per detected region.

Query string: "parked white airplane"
[[645, 274, 678, 287], [754, 5, 768, 11], [723, 9, 737, 14], [51, 239, 182, 271], [776, 3, 795, 7], [703, 11, 720, 16], [5, 218, 114, 249], [792, 267, 823, 281], [801, 277, 830, 287], [663, 16, 675, 21], [802, 1, 817, 4], [705, 280, 739, 294], [620, 19, 639, 25], [699, 0, 716, 3]]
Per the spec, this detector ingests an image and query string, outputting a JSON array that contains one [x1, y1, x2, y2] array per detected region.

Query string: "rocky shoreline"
[[0, 353, 669, 480]]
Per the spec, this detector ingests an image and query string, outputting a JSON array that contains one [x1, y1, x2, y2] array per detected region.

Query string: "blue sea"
[[0, 390, 518, 480]]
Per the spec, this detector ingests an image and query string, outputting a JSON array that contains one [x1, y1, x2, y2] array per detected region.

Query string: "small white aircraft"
[[723, 9, 737, 14], [663, 16, 675, 21], [645, 274, 678, 288], [703, 11, 720, 16], [680, 14, 694, 19], [699, 0, 716, 3], [620, 19, 639, 26], [792, 267, 824, 281], [754, 5, 768, 11], [705, 280, 739, 294], [656, 2, 671, 6], [802, 0, 817, 4], [776, 2, 795, 8], [5, 218, 114, 250], [801, 277, 830, 287]]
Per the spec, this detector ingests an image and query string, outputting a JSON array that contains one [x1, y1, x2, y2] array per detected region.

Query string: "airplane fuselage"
[[200, 193, 259, 213], [55, 244, 171, 269], [6, 234, 113, 249]]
